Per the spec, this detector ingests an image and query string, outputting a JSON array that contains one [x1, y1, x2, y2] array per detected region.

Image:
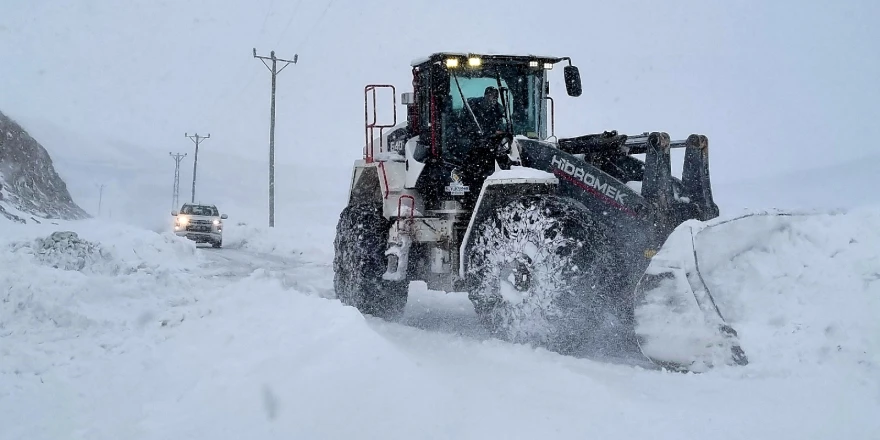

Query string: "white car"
[[172, 203, 228, 248]]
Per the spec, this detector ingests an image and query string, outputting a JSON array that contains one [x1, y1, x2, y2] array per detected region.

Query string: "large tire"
[[333, 202, 408, 320], [465, 194, 634, 356]]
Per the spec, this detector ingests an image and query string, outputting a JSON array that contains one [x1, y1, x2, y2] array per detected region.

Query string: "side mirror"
[[401, 92, 415, 106], [564, 65, 583, 97], [171, 211, 178, 216], [221, 214, 228, 219]]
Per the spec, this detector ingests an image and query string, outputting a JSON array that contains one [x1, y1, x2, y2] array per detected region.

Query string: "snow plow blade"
[[633, 220, 749, 372]]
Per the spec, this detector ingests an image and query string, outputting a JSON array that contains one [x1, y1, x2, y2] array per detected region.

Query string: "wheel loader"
[[334, 52, 748, 372]]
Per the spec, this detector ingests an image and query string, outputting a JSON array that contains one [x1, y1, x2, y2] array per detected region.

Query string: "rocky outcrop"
[[0, 110, 88, 223]]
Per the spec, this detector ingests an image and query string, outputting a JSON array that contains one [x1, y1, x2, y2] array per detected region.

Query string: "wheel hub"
[[499, 254, 534, 302]]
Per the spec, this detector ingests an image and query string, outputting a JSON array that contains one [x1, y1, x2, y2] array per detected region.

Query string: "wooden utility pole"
[[96, 184, 105, 216], [169, 152, 187, 210], [253, 48, 298, 227], [185, 133, 210, 203]]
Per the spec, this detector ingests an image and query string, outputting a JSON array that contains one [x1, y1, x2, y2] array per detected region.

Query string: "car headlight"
[[177, 216, 189, 225], [213, 219, 220, 226]]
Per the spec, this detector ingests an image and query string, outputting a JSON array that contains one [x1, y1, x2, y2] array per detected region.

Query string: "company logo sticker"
[[444, 169, 470, 196]]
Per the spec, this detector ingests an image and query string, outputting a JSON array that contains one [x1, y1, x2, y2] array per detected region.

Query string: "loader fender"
[[458, 172, 558, 279], [347, 163, 382, 207]]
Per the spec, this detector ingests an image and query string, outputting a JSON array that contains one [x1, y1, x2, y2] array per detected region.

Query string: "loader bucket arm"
[[681, 134, 719, 220], [620, 132, 720, 222]]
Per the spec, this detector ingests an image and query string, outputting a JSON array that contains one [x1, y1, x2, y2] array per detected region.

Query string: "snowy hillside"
[[0, 111, 87, 223], [1, 207, 877, 439]]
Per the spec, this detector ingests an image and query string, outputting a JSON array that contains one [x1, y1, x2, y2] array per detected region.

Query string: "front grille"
[[186, 220, 214, 232]]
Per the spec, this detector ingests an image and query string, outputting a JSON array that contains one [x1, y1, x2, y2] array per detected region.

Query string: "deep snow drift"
[[1, 206, 878, 439], [637, 209, 880, 374]]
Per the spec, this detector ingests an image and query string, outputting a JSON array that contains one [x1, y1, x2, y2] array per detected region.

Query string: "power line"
[[169, 152, 187, 210], [203, 0, 304, 126], [253, 48, 298, 228], [185, 133, 210, 203], [258, 0, 278, 34], [273, 0, 304, 47], [290, 0, 337, 51]]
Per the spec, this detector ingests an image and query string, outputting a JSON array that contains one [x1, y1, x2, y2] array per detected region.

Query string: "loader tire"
[[333, 201, 408, 320], [465, 194, 629, 356]]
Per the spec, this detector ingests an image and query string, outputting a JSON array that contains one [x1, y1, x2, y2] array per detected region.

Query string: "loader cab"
[[406, 53, 582, 165]]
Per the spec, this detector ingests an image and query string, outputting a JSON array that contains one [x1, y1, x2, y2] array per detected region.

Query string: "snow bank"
[[0, 219, 204, 376], [693, 209, 880, 373], [3, 219, 200, 273], [639, 207, 880, 374]]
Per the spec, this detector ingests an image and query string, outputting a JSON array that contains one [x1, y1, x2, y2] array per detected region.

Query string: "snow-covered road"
[[2, 212, 879, 439]]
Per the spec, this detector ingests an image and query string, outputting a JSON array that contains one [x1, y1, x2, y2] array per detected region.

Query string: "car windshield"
[[181, 205, 218, 216]]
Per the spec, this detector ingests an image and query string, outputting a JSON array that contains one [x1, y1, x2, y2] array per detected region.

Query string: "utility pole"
[[253, 48, 298, 227], [185, 133, 210, 203], [169, 152, 187, 210], [96, 184, 105, 217]]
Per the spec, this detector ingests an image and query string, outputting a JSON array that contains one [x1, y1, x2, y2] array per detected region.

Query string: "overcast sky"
[[2, 0, 878, 184]]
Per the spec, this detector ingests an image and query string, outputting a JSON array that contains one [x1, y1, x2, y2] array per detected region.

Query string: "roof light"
[[529, 60, 539, 68], [544, 62, 553, 70], [446, 58, 459, 68], [467, 57, 481, 67]]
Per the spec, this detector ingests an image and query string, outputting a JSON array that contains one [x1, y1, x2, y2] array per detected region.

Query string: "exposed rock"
[[0, 110, 88, 222]]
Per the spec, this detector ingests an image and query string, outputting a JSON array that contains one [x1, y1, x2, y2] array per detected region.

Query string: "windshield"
[[180, 205, 219, 216], [443, 64, 544, 162], [449, 65, 543, 135]]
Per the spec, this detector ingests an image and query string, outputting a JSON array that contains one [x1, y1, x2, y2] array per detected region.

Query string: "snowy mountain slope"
[[1, 206, 877, 439], [0, 111, 87, 223]]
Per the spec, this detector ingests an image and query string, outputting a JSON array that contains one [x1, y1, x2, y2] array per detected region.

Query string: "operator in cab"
[[470, 86, 506, 135], [458, 86, 513, 209]]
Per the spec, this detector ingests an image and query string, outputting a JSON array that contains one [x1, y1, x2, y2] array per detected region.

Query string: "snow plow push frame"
[[333, 52, 746, 372]]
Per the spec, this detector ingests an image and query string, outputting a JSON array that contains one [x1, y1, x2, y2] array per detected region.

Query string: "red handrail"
[[364, 84, 397, 163]]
